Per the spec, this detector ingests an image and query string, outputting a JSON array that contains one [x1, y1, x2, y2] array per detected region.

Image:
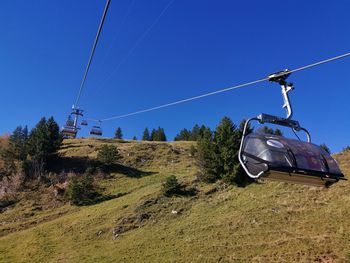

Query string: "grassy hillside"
[[0, 139, 349, 263]]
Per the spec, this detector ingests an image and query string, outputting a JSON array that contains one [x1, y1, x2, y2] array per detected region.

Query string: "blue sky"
[[0, 0, 349, 152]]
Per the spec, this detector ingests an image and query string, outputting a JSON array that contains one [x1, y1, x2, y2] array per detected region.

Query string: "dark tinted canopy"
[[241, 133, 344, 186]]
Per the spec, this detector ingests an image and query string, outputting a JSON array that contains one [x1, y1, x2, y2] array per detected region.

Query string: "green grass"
[[0, 139, 349, 262]]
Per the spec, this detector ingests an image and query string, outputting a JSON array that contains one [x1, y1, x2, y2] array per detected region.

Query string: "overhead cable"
[[91, 52, 350, 122], [74, 0, 111, 107], [98, 0, 176, 88]]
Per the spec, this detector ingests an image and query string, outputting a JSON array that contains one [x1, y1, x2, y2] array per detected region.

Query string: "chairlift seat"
[[90, 126, 102, 136], [240, 133, 345, 187], [81, 120, 88, 126], [62, 126, 77, 138]]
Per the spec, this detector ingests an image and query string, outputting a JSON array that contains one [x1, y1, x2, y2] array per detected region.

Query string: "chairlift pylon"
[[238, 70, 346, 187], [61, 106, 84, 139]]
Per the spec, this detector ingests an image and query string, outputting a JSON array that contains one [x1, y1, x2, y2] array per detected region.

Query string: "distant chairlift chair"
[[81, 120, 88, 126], [238, 70, 345, 187], [90, 121, 103, 136]]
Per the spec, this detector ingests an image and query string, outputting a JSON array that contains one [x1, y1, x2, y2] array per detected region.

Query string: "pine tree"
[[174, 128, 191, 141], [196, 116, 248, 185], [27, 117, 62, 176], [47, 117, 62, 154], [9, 125, 29, 160], [142, 128, 150, 141], [97, 144, 121, 166], [196, 135, 218, 182], [190, 124, 201, 141], [157, 127, 167, 141], [114, 127, 123, 139], [132, 136, 137, 140], [150, 128, 157, 141], [214, 117, 240, 180]]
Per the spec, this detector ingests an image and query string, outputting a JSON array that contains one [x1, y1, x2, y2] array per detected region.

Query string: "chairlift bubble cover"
[[241, 133, 344, 187]]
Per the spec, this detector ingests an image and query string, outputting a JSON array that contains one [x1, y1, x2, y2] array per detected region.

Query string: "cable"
[[100, 78, 267, 121], [289, 52, 350, 74], [90, 52, 350, 122], [74, 0, 111, 108], [98, 0, 176, 88], [100, 0, 136, 67]]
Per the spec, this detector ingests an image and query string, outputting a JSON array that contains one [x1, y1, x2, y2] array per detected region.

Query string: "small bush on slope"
[[64, 173, 101, 206], [162, 175, 197, 197], [97, 144, 121, 172]]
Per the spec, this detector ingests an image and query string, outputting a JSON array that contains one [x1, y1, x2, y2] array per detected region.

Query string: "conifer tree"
[[196, 134, 218, 182], [9, 125, 29, 160], [114, 127, 123, 139], [150, 128, 157, 141], [174, 128, 191, 141], [190, 124, 201, 141], [142, 128, 150, 141], [214, 117, 240, 180], [157, 127, 167, 141], [27, 117, 62, 176]]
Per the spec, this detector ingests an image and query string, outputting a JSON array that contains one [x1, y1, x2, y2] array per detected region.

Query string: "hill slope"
[[0, 139, 349, 263]]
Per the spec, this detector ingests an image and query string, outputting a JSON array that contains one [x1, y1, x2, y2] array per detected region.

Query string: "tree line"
[[114, 123, 284, 143], [114, 126, 167, 141]]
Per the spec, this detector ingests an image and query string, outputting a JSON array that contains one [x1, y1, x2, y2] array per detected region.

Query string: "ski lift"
[[65, 116, 74, 127], [62, 115, 77, 138], [81, 120, 88, 126], [90, 121, 102, 136], [61, 107, 84, 139], [62, 125, 78, 138], [238, 70, 345, 187]]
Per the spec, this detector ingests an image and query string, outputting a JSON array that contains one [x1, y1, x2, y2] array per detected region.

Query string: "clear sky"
[[0, 0, 349, 152]]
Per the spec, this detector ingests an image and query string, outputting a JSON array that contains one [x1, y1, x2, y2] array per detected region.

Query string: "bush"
[[97, 145, 121, 171], [162, 175, 182, 197], [64, 174, 101, 205]]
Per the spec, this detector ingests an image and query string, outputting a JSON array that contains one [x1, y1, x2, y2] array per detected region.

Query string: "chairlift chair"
[[238, 70, 345, 187], [62, 125, 78, 138], [81, 120, 88, 126], [90, 122, 102, 136]]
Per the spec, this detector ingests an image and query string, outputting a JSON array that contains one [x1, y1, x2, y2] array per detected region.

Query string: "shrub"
[[64, 173, 101, 206], [97, 145, 121, 170], [162, 175, 182, 197]]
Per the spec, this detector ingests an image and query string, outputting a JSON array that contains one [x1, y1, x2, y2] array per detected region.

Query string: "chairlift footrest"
[[257, 113, 301, 130]]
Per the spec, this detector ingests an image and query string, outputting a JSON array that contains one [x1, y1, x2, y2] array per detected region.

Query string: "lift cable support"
[[89, 52, 350, 122], [62, 0, 111, 138]]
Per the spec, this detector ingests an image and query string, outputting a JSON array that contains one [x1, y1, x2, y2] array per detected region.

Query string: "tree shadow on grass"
[[50, 156, 157, 178]]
